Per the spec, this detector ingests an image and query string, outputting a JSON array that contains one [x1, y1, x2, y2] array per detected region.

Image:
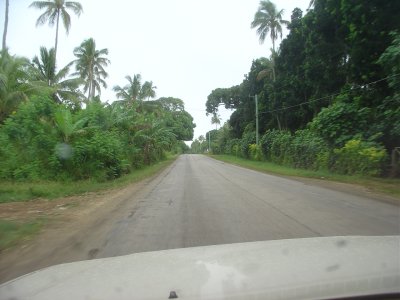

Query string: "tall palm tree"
[[31, 46, 82, 105], [251, 0, 288, 80], [29, 0, 83, 61], [71, 38, 109, 102], [2, 0, 9, 50]]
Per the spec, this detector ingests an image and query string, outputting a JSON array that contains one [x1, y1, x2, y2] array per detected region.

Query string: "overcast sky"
[[1, 0, 309, 141]]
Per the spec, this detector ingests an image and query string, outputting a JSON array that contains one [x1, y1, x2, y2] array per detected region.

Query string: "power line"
[[259, 73, 400, 114]]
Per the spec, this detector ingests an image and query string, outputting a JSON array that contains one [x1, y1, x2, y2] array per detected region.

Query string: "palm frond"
[[61, 9, 71, 33], [65, 1, 83, 16], [29, 1, 54, 10]]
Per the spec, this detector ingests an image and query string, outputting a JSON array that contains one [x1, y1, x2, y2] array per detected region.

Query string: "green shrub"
[[0, 96, 59, 180], [332, 139, 387, 176], [287, 129, 329, 170], [260, 130, 279, 160], [240, 132, 255, 158], [269, 131, 292, 165], [249, 144, 263, 161], [71, 131, 126, 181], [310, 100, 372, 147], [224, 138, 241, 156]]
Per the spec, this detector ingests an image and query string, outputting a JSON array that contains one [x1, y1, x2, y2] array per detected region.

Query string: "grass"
[[211, 155, 400, 199], [0, 219, 46, 251], [0, 155, 178, 204]]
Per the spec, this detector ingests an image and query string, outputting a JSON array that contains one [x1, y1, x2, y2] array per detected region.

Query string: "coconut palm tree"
[[2, 0, 9, 50], [140, 81, 157, 101], [211, 112, 221, 130], [113, 74, 142, 105], [0, 51, 31, 123], [29, 0, 83, 61], [31, 46, 82, 106], [251, 0, 288, 81], [71, 38, 109, 102]]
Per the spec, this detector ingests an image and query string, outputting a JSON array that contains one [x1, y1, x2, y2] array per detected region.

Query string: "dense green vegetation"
[[194, 0, 400, 178], [0, 155, 177, 203], [211, 155, 400, 198], [0, 1, 194, 189], [0, 49, 193, 182]]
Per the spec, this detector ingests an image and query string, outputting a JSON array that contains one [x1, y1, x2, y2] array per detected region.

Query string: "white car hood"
[[1, 236, 399, 300]]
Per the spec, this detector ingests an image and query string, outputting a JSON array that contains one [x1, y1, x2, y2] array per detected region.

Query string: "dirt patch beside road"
[[0, 175, 154, 283]]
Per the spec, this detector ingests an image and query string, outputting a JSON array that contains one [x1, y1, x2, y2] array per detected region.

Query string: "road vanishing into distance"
[[1, 154, 399, 282], [97, 154, 399, 256]]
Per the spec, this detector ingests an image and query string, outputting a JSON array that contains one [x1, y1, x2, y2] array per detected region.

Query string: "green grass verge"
[[211, 155, 400, 199], [0, 219, 46, 251], [0, 155, 178, 204]]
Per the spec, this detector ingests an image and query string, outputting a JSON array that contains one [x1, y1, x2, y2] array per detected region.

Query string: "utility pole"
[[208, 131, 211, 153], [250, 95, 259, 145], [255, 94, 259, 145]]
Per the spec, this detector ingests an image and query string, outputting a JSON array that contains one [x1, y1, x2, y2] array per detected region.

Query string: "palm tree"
[[255, 57, 274, 81], [0, 51, 31, 123], [31, 46, 83, 106], [54, 107, 86, 143], [113, 74, 142, 105], [140, 81, 157, 101], [71, 38, 110, 102], [251, 0, 288, 81], [29, 0, 83, 61], [2, 0, 9, 50], [211, 112, 221, 130]]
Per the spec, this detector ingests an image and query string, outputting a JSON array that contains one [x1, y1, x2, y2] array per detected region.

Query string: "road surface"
[[98, 154, 399, 255], [1, 154, 399, 282]]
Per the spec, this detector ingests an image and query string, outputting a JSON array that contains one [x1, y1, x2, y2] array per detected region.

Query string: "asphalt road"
[[97, 154, 400, 257], [1, 154, 399, 283]]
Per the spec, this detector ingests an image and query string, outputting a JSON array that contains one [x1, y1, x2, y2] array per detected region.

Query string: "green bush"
[[260, 130, 279, 160], [0, 96, 59, 180], [287, 130, 329, 170], [240, 132, 256, 158], [269, 131, 292, 165], [224, 138, 241, 156], [249, 144, 263, 161], [310, 99, 372, 147], [71, 131, 126, 181], [332, 139, 387, 176]]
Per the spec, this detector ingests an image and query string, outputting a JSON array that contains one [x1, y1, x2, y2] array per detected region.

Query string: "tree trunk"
[[2, 0, 9, 50], [54, 10, 60, 62], [271, 38, 280, 129], [272, 38, 276, 81], [88, 65, 94, 100]]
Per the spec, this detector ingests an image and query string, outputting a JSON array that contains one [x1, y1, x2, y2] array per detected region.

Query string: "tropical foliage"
[[0, 30, 195, 182], [71, 38, 109, 101], [31, 46, 82, 106], [198, 0, 400, 177]]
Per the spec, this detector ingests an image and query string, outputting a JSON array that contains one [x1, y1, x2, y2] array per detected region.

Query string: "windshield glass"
[[0, 1, 399, 298]]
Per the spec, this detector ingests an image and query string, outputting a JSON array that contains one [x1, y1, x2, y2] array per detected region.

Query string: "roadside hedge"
[[229, 129, 387, 176]]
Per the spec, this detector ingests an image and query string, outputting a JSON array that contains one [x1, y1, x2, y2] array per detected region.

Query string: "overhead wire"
[[259, 73, 400, 114]]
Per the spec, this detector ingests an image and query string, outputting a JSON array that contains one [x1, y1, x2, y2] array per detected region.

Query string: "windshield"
[[0, 0, 399, 299]]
